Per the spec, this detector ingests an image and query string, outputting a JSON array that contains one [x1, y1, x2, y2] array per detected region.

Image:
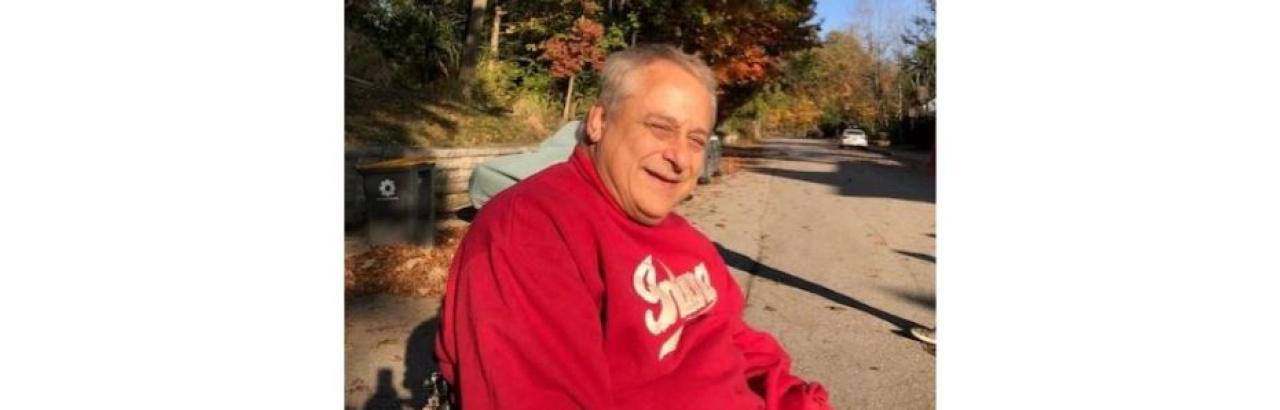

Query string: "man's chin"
[[630, 203, 675, 226]]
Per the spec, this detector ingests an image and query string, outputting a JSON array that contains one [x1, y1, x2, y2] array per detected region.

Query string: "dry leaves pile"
[[345, 226, 469, 297]]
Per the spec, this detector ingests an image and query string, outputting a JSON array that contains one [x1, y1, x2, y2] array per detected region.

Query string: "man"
[[434, 44, 830, 409]]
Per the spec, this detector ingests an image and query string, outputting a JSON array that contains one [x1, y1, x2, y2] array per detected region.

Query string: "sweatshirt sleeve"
[[434, 206, 611, 409], [733, 319, 832, 410]]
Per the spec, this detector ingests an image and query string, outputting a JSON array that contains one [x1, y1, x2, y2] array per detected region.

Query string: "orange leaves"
[[345, 226, 469, 297], [683, 1, 816, 92], [714, 46, 771, 86], [542, 17, 606, 78]]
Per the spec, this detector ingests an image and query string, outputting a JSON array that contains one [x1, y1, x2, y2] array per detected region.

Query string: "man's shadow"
[[361, 368, 403, 410], [360, 315, 441, 410], [714, 243, 928, 341], [403, 316, 441, 409]]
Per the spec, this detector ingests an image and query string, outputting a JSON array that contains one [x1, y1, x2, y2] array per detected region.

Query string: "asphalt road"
[[682, 138, 936, 409], [345, 138, 936, 409]]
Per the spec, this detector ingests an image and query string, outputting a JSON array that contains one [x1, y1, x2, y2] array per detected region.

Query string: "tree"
[[542, 15, 606, 121], [627, 0, 820, 119], [489, 0, 503, 56], [458, 0, 490, 85], [346, 0, 464, 86], [811, 30, 877, 130], [899, 0, 936, 109]]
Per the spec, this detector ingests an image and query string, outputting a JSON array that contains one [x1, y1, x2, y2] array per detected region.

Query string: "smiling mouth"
[[644, 168, 681, 186]]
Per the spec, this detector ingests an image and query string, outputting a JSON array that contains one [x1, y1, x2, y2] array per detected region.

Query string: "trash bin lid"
[[356, 156, 435, 173]]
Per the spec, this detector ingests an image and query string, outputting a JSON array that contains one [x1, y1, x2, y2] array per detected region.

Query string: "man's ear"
[[585, 104, 606, 144]]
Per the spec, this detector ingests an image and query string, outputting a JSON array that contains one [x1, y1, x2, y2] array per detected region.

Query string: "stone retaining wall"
[[345, 144, 537, 227]]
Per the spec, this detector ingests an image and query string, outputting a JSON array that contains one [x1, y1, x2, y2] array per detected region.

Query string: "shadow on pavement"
[[403, 315, 441, 409], [888, 288, 936, 312], [346, 293, 442, 410], [893, 249, 935, 264], [745, 159, 935, 204], [355, 314, 441, 410], [362, 368, 404, 410], [725, 140, 887, 165], [715, 243, 926, 340], [728, 138, 934, 204]]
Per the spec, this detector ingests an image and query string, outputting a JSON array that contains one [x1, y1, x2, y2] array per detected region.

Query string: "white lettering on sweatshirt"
[[632, 255, 718, 360]]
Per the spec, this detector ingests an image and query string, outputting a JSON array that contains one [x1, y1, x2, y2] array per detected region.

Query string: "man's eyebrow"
[[643, 114, 679, 126]]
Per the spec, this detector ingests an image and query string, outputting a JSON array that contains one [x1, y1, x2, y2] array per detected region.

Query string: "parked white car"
[[839, 128, 868, 148]]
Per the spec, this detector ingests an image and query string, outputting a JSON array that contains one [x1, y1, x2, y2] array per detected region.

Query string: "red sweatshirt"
[[435, 146, 830, 409]]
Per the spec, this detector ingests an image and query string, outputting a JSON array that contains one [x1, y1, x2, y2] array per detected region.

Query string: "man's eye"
[[690, 136, 707, 147]]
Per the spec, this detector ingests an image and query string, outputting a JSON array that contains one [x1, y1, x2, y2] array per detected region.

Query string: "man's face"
[[585, 61, 714, 226]]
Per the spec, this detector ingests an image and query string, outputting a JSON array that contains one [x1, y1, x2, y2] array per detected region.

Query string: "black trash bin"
[[698, 135, 722, 184], [356, 157, 436, 246]]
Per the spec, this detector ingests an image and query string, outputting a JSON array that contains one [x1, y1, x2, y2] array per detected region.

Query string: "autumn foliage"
[[620, 0, 819, 118], [717, 46, 770, 86], [541, 17, 606, 79], [345, 226, 468, 297], [347, 0, 933, 146]]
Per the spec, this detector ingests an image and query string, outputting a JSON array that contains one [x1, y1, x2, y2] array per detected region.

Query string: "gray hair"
[[598, 44, 718, 118]]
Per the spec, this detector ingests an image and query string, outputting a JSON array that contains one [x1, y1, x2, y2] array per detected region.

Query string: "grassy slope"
[[345, 81, 557, 148]]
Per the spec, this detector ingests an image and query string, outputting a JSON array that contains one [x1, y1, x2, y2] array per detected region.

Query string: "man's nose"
[[662, 137, 694, 175]]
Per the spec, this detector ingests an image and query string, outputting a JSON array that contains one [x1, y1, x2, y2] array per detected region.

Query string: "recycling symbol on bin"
[[378, 179, 397, 198]]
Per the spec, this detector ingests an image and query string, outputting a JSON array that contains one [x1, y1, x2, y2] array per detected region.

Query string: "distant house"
[[907, 98, 935, 119]]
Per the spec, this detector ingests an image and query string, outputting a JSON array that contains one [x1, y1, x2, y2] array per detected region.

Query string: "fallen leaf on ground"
[[345, 226, 469, 298]]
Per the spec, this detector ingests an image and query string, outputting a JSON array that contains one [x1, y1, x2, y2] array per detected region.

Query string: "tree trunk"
[[562, 74, 577, 122], [458, 0, 489, 84], [489, 3, 502, 57]]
